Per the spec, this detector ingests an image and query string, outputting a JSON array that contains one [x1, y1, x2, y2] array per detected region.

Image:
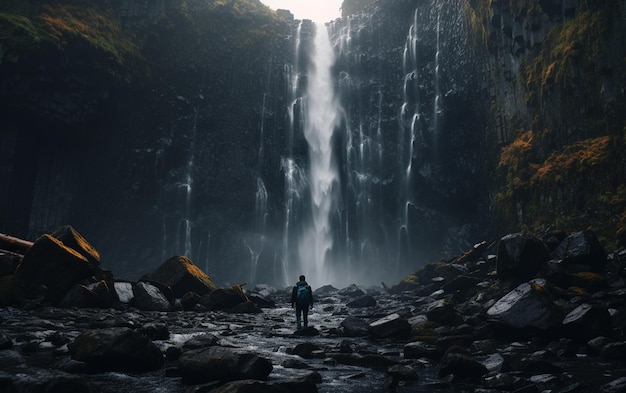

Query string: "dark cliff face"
[[0, 0, 295, 282], [0, 0, 624, 284], [467, 0, 626, 246]]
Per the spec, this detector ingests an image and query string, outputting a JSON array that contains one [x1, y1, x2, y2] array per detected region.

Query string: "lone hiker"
[[290, 275, 313, 330]]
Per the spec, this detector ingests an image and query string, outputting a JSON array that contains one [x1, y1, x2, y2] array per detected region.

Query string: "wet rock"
[[438, 352, 488, 380], [292, 342, 323, 359], [346, 295, 377, 308], [425, 299, 463, 325], [50, 225, 101, 268], [601, 342, 626, 361], [0, 349, 25, 368], [384, 274, 421, 294], [442, 275, 481, 294], [247, 292, 275, 308], [328, 353, 399, 369], [293, 326, 320, 336], [68, 327, 164, 371], [481, 353, 506, 373], [182, 333, 220, 350], [314, 285, 338, 295], [0, 333, 12, 350], [200, 285, 248, 310], [403, 341, 441, 360], [226, 301, 263, 314], [180, 291, 201, 310], [58, 280, 117, 309], [496, 233, 549, 281], [0, 368, 92, 393], [281, 358, 311, 369], [487, 280, 563, 330], [546, 338, 578, 357], [551, 230, 607, 271], [562, 303, 612, 342], [130, 281, 171, 311], [139, 323, 170, 340], [113, 281, 134, 303], [369, 313, 410, 339], [147, 255, 217, 298], [15, 234, 99, 303], [483, 372, 523, 390], [603, 376, 626, 393], [209, 372, 321, 393], [177, 346, 272, 384], [338, 284, 365, 297], [340, 316, 370, 337], [0, 253, 20, 277]]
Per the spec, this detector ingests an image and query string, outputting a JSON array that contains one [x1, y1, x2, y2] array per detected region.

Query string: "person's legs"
[[302, 307, 309, 327], [295, 305, 302, 330]]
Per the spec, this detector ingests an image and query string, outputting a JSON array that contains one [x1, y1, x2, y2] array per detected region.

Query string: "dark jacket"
[[291, 280, 313, 308]]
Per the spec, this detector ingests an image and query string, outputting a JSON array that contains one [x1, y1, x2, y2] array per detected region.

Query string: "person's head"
[[299, 275, 305, 281]]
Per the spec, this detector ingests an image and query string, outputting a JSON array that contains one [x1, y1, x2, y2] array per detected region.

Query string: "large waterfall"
[[299, 23, 341, 286]]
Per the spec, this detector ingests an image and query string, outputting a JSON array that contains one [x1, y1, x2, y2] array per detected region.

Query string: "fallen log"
[[0, 233, 34, 255]]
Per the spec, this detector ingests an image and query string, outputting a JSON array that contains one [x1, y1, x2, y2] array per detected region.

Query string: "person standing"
[[290, 275, 313, 330]]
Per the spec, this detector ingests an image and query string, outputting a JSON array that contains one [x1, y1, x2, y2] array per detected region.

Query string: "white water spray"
[[299, 23, 340, 285]]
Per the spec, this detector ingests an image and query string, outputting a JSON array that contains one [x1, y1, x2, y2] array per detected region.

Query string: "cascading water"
[[298, 22, 341, 285]]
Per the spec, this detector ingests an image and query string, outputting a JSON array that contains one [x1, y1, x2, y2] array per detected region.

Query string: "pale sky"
[[260, 0, 342, 23]]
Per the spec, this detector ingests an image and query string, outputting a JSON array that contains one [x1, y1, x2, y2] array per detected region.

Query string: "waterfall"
[[299, 22, 340, 285], [433, 11, 442, 157]]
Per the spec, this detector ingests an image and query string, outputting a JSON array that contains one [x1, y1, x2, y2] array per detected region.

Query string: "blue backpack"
[[296, 284, 311, 307]]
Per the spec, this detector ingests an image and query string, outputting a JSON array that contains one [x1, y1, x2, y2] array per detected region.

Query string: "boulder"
[[15, 234, 98, 303], [551, 230, 607, 271], [425, 299, 463, 325], [293, 327, 320, 337], [182, 333, 220, 350], [338, 284, 365, 297], [113, 281, 134, 303], [68, 327, 164, 371], [292, 342, 323, 359], [50, 225, 101, 268], [487, 280, 563, 330], [438, 353, 488, 380], [442, 275, 482, 294], [562, 303, 612, 342], [130, 281, 171, 311], [58, 284, 100, 308], [340, 316, 371, 337], [200, 285, 248, 310], [0, 252, 20, 276], [496, 233, 549, 281], [148, 255, 217, 298], [60, 280, 119, 309], [403, 341, 441, 360], [180, 291, 202, 310], [177, 346, 272, 384], [346, 295, 377, 308], [248, 292, 275, 308], [369, 313, 411, 339]]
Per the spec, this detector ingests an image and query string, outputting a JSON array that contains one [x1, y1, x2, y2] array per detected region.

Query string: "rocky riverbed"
[[1, 227, 626, 392]]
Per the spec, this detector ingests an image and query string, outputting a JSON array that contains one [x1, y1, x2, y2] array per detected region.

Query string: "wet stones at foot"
[[177, 346, 273, 384], [68, 327, 164, 371], [293, 326, 320, 336], [369, 313, 411, 339], [0, 369, 92, 393]]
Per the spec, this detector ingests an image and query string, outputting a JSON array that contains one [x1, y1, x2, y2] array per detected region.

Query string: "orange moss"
[[531, 136, 612, 185]]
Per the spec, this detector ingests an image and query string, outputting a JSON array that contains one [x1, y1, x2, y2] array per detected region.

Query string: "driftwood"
[[0, 233, 34, 255]]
